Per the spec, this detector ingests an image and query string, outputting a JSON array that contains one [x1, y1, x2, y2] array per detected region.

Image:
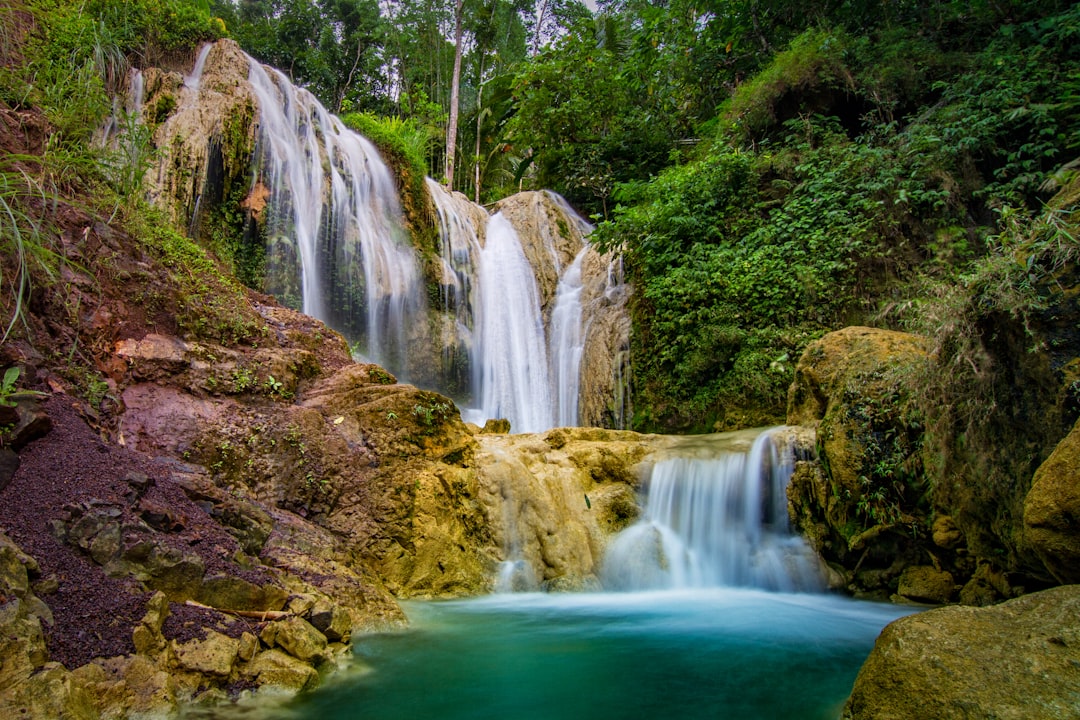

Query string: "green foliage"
[[593, 3, 1080, 431], [128, 206, 265, 345], [0, 367, 45, 407], [343, 112, 434, 199], [214, 0, 388, 114], [720, 29, 851, 141], [0, 161, 62, 343]]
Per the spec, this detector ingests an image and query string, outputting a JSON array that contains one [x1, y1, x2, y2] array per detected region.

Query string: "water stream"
[[189, 590, 912, 720], [603, 429, 824, 592]]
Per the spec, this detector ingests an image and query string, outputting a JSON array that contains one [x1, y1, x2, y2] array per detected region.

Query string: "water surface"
[[234, 589, 913, 720]]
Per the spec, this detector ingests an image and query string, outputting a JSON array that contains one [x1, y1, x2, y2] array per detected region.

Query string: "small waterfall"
[[602, 429, 823, 592], [476, 213, 553, 433], [550, 249, 587, 427], [184, 43, 213, 92], [128, 70, 144, 117], [427, 177, 482, 396], [247, 59, 423, 374]]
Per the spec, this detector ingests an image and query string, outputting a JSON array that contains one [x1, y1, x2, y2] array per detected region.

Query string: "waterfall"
[[159, 41, 628, 421], [602, 429, 823, 592], [476, 213, 553, 433], [184, 43, 213, 92], [550, 249, 587, 427], [247, 59, 423, 374]]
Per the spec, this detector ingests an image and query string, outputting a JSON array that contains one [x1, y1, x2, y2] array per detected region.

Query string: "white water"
[[247, 59, 423, 373], [475, 213, 553, 433], [602, 429, 824, 592], [184, 43, 213, 92], [550, 248, 587, 427]]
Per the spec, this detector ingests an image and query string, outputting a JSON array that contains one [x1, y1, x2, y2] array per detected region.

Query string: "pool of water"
[[218, 588, 914, 720]]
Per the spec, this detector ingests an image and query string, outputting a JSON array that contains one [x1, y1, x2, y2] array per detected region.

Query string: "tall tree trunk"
[[445, 0, 464, 189], [474, 56, 484, 204]]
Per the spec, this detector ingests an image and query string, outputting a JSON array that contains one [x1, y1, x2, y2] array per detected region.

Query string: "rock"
[[237, 631, 259, 662], [197, 576, 288, 612], [844, 585, 1080, 720], [244, 648, 320, 692], [481, 418, 511, 434], [2, 662, 98, 720], [132, 591, 170, 655], [472, 430, 652, 591], [174, 630, 240, 677], [309, 599, 352, 642], [0, 447, 19, 491], [73, 654, 177, 718], [785, 327, 934, 596], [1023, 418, 1080, 583], [260, 616, 327, 664], [896, 565, 955, 604], [958, 563, 1013, 607], [142, 545, 205, 600], [931, 515, 963, 549], [4, 397, 53, 450]]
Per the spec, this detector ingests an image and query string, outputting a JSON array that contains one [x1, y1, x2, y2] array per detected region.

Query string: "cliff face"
[[144, 43, 632, 430]]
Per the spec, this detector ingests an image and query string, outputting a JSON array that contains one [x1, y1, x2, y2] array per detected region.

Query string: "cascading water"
[[246, 58, 424, 375], [475, 213, 553, 433], [161, 42, 628, 423], [550, 249, 587, 427], [184, 43, 213, 92], [602, 429, 824, 592]]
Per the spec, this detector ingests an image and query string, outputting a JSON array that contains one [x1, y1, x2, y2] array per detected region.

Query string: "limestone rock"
[[931, 515, 963, 549], [309, 599, 352, 642], [174, 630, 240, 677], [244, 648, 320, 692], [261, 617, 327, 664], [474, 429, 652, 590], [197, 576, 288, 612], [491, 191, 590, 312], [577, 247, 632, 429], [1024, 418, 1080, 583], [896, 565, 955, 604], [844, 585, 1080, 719], [785, 327, 933, 597], [132, 591, 170, 655]]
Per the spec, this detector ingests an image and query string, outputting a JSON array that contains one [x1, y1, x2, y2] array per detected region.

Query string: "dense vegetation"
[[1, 0, 1079, 439]]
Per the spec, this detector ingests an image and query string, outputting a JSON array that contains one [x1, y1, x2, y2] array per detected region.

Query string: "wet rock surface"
[[844, 585, 1080, 720]]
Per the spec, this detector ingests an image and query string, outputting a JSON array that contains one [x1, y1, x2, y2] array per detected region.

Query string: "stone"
[[785, 327, 935, 595], [133, 592, 170, 655], [261, 617, 327, 663], [931, 515, 963, 549], [197, 575, 288, 612], [1023, 418, 1080, 583], [309, 599, 352, 642], [89, 522, 122, 564], [174, 630, 240, 677], [1, 662, 97, 720], [844, 585, 1080, 720], [237, 631, 259, 662], [896, 565, 954, 604], [5, 398, 52, 450], [481, 418, 511, 434], [0, 447, 19, 492], [244, 649, 320, 692], [144, 545, 205, 600]]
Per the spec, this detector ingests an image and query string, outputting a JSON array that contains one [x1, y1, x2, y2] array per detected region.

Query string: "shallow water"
[[224, 589, 914, 720]]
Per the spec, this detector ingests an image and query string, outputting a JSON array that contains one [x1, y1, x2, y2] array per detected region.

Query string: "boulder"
[[1024, 418, 1080, 583], [785, 327, 934, 597], [174, 630, 240, 677], [896, 565, 955, 604], [261, 616, 327, 664], [244, 648, 320, 692], [844, 585, 1080, 719]]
